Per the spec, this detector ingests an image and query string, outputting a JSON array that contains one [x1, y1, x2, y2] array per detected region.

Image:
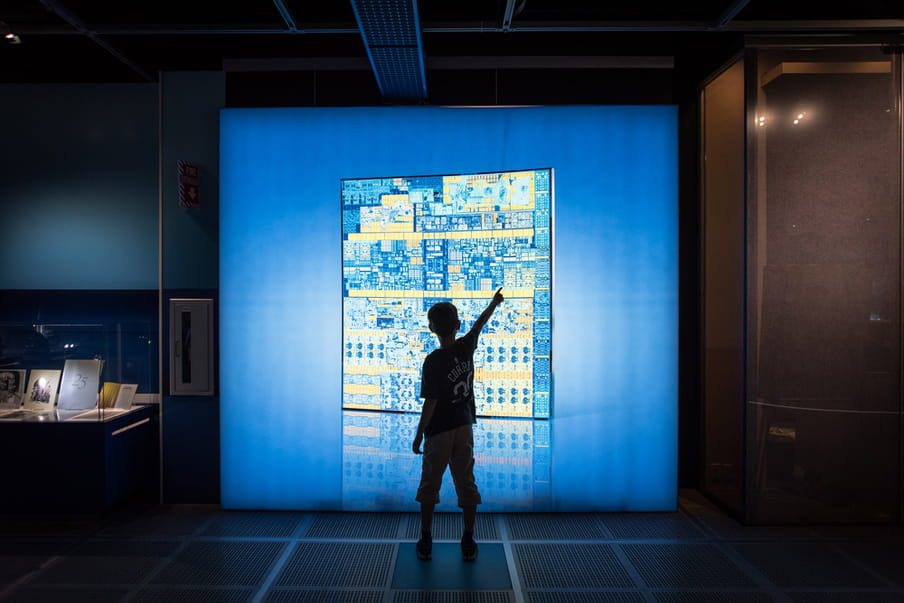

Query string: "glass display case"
[[0, 290, 157, 420], [746, 44, 902, 523], [702, 42, 903, 524], [0, 291, 159, 512], [0, 318, 155, 422]]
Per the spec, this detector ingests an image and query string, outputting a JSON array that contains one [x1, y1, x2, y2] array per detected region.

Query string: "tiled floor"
[[1, 490, 903, 602]]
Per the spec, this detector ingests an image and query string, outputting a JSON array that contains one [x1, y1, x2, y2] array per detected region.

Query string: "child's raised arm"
[[468, 287, 504, 337]]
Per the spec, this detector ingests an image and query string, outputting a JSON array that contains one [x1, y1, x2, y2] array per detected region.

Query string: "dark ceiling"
[[1, 0, 902, 99]]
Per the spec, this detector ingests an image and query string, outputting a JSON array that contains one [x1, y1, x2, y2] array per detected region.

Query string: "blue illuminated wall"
[[220, 106, 677, 511]]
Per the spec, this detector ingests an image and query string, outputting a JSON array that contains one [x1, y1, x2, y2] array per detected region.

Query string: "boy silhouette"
[[412, 287, 504, 562]]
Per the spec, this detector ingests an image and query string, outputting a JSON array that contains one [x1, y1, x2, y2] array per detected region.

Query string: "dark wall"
[[159, 71, 225, 504], [225, 67, 675, 107], [0, 84, 158, 290]]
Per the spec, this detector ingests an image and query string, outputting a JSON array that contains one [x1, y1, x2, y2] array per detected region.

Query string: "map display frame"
[[341, 168, 553, 420]]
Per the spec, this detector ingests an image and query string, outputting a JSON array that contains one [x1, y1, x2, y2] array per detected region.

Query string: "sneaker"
[[461, 536, 478, 562], [416, 536, 432, 561]]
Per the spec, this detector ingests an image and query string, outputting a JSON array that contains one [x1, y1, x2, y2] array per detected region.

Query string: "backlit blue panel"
[[220, 106, 677, 511]]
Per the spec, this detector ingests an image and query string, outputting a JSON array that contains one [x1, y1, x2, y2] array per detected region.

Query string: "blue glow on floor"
[[393, 543, 511, 590]]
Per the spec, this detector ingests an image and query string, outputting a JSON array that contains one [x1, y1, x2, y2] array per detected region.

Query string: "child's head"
[[427, 302, 460, 337]]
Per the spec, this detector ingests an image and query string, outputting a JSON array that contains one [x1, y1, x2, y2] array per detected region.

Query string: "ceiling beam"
[[423, 19, 904, 33], [222, 55, 675, 72], [502, 0, 517, 32], [725, 19, 904, 31], [713, 0, 752, 30], [11, 19, 904, 36], [37, 0, 154, 81], [271, 0, 299, 32], [11, 25, 360, 35]]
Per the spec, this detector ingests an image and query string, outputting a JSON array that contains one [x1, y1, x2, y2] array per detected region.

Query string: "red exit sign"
[[178, 160, 200, 209]]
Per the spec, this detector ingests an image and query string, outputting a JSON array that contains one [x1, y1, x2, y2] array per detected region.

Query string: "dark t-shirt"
[[419, 330, 479, 436]]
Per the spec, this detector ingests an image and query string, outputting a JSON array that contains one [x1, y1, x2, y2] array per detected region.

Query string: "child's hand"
[[493, 287, 504, 305]]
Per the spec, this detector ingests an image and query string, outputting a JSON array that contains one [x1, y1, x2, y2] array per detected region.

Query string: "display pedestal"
[[0, 404, 158, 513]]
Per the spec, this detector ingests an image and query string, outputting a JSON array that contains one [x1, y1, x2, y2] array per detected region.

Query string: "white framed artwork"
[[114, 384, 138, 409], [23, 369, 61, 410], [0, 369, 26, 410]]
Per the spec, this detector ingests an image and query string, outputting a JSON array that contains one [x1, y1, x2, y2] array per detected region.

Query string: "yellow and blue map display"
[[342, 169, 552, 419]]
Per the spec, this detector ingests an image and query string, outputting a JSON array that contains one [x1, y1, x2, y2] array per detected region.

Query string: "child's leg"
[[420, 502, 435, 534], [417, 502, 435, 561], [449, 425, 480, 561], [460, 505, 478, 562], [415, 433, 450, 562], [462, 504, 476, 533], [415, 430, 454, 530], [448, 425, 482, 508]]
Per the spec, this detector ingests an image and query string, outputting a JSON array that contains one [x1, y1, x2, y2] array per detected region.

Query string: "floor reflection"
[[342, 410, 551, 512]]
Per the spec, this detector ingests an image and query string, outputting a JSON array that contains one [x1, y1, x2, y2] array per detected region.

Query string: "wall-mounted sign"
[[177, 160, 200, 209]]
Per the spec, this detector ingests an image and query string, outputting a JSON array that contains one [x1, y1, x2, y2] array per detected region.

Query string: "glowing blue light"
[[220, 106, 677, 511]]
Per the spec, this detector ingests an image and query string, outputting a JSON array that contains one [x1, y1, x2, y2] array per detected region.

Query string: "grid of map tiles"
[[341, 168, 552, 419]]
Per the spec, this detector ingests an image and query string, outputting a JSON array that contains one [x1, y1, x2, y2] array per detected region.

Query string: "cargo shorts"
[[415, 423, 482, 507]]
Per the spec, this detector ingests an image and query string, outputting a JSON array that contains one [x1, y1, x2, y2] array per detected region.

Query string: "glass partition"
[[747, 46, 902, 522]]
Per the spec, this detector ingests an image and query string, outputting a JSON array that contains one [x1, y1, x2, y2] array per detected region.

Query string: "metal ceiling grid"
[[350, 0, 427, 101], [2, 0, 903, 88]]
